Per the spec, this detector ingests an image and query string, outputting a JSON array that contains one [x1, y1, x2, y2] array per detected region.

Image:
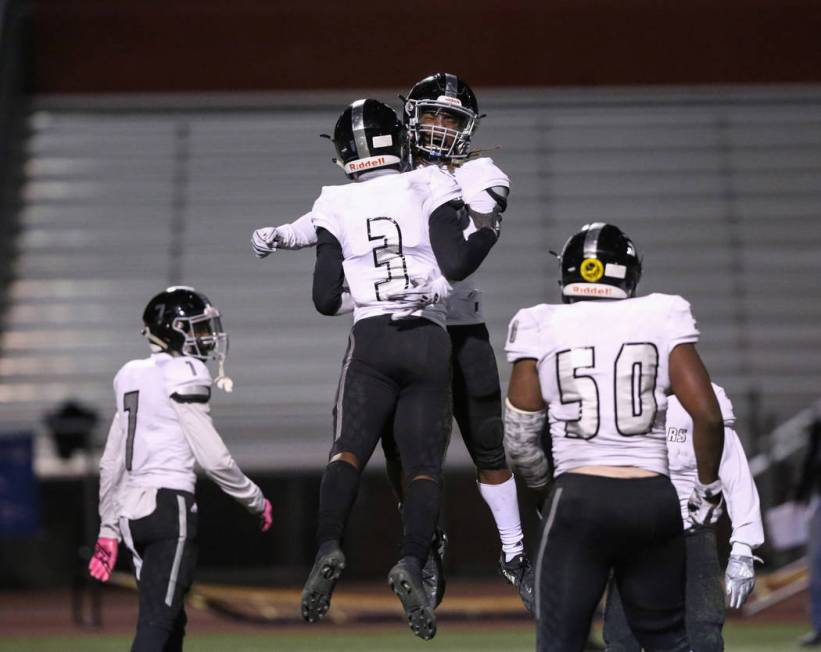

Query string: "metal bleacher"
[[2, 87, 820, 470]]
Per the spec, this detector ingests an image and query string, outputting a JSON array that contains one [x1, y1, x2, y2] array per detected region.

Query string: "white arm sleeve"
[[277, 211, 319, 249], [97, 414, 125, 540], [172, 401, 265, 515], [719, 426, 765, 552], [504, 398, 549, 489]]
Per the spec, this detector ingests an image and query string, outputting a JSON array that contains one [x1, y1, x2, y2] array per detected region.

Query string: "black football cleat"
[[300, 543, 346, 623], [421, 527, 448, 608], [499, 551, 535, 617], [389, 557, 437, 640]]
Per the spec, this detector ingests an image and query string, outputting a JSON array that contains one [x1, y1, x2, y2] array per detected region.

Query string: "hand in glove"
[[88, 537, 119, 582], [725, 553, 760, 608], [687, 479, 724, 527], [468, 206, 502, 239], [250, 227, 283, 258], [259, 498, 273, 532], [387, 273, 452, 321]]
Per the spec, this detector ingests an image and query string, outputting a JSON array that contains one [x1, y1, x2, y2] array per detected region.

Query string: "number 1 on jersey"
[[123, 390, 139, 471]]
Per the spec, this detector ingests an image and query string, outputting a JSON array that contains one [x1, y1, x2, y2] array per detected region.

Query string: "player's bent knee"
[[408, 472, 441, 486], [330, 451, 361, 471]]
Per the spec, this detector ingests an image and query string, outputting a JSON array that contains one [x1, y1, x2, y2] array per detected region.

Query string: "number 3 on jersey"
[[367, 217, 409, 300], [557, 343, 659, 439]]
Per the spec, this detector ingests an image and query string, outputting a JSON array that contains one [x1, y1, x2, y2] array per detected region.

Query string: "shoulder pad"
[[422, 166, 461, 215], [505, 306, 545, 363], [455, 157, 510, 204], [164, 356, 212, 403]]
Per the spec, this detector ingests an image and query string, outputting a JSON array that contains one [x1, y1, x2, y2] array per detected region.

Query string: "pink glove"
[[88, 537, 118, 582], [259, 498, 273, 532]]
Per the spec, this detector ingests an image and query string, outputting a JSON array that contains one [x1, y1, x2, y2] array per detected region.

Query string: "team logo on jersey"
[[580, 258, 604, 282]]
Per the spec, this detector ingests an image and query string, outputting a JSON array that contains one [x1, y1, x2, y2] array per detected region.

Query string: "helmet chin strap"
[[215, 358, 234, 393]]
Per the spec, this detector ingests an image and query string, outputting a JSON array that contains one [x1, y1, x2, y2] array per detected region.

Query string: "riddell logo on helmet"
[[436, 95, 463, 107], [344, 154, 400, 174], [349, 156, 385, 171], [574, 286, 615, 296]]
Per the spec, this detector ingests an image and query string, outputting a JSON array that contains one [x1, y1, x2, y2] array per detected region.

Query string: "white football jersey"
[[113, 353, 209, 493], [667, 384, 764, 548], [97, 352, 263, 539], [505, 294, 699, 476], [312, 166, 460, 328], [446, 157, 510, 326]]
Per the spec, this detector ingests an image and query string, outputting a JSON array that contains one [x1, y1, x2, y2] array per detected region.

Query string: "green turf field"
[[0, 623, 809, 651]]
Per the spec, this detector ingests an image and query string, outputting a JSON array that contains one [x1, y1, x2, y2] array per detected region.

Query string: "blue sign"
[[0, 433, 39, 537]]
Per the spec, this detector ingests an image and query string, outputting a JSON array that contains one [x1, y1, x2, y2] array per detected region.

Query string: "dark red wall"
[[33, 0, 821, 93]]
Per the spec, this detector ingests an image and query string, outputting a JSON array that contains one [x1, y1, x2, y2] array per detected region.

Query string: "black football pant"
[[536, 474, 688, 652], [121, 488, 198, 652], [604, 527, 725, 651], [381, 322, 506, 476], [326, 315, 451, 562]]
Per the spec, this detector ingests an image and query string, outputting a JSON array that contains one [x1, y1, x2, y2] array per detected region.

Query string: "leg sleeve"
[[684, 528, 725, 652], [449, 324, 506, 471]]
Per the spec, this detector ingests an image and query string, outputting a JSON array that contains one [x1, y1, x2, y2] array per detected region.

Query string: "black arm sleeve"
[[312, 227, 346, 316], [428, 201, 497, 281]]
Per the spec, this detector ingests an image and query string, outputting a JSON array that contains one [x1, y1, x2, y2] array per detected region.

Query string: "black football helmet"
[[142, 286, 228, 362], [331, 98, 404, 180], [402, 73, 480, 164], [558, 223, 642, 302]]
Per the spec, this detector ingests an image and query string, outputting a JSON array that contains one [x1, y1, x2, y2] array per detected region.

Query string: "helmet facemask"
[[406, 98, 477, 163], [172, 306, 228, 363]]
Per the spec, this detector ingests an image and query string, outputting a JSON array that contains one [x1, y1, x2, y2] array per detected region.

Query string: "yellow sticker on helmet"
[[580, 258, 604, 282]]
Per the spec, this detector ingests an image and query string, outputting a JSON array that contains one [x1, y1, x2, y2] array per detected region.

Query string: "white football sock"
[[478, 475, 524, 562]]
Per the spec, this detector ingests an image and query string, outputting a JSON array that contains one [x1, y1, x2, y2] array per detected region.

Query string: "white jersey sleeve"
[[164, 356, 212, 404], [720, 425, 765, 551], [505, 306, 544, 362], [97, 413, 126, 540], [455, 157, 510, 205], [276, 211, 318, 249], [311, 189, 343, 245], [172, 401, 265, 515], [664, 295, 700, 355]]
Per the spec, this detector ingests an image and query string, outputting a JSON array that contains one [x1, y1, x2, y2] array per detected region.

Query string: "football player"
[[250, 73, 534, 615], [88, 286, 272, 652], [603, 384, 764, 651], [299, 98, 498, 641], [503, 223, 725, 652]]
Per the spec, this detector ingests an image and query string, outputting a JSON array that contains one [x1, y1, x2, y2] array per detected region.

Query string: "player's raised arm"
[[250, 212, 319, 258], [428, 200, 497, 281]]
